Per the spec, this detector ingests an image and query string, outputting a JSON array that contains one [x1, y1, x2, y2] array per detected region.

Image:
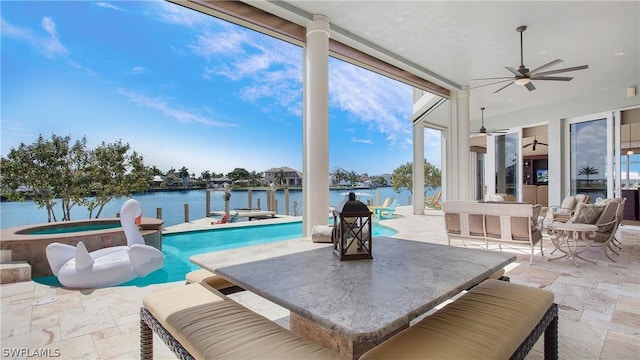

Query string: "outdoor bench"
[[360, 279, 558, 360], [140, 281, 343, 360], [443, 201, 544, 264], [184, 268, 244, 294]]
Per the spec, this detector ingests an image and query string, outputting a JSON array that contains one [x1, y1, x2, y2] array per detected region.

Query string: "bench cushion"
[[185, 269, 235, 290], [143, 283, 342, 360], [360, 279, 554, 360]]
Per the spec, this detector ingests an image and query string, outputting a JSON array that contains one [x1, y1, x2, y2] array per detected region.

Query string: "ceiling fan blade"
[[472, 76, 514, 81], [528, 59, 564, 75], [533, 64, 588, 76], [505, 66, 521, 76], [531, 75, 574, 81], [471, 79, 512, 89], [537, 142, 549, 146], [494, 81, 514, 93], [525, 82, 536, 91], [523, 143, 533, 148]]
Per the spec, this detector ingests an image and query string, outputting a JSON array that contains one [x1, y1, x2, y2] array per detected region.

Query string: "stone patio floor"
[[1, 206, 638, 359]]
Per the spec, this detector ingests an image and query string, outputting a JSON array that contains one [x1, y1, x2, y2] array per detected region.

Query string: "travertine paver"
[[1, 206, 638, 359]]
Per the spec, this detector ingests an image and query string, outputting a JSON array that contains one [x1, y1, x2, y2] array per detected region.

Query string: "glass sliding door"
[[567, 114, 613, 199], [494, 132, 520, 201]]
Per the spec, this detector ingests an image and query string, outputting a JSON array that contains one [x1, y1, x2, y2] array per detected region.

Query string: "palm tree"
[[274, 169, 286, 186], [578, 166, 599, 188]]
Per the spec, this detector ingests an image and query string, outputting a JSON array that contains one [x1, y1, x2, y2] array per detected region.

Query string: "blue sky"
[[1, 1, 441, 177]]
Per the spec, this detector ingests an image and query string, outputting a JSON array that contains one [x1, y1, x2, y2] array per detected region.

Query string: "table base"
[[290, 312, 407, 360], [548, 229, 597, 267]]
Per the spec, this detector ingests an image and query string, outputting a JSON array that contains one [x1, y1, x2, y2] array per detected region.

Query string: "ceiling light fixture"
[[625, 125, 635, 155], [514, 77, 531, 86]]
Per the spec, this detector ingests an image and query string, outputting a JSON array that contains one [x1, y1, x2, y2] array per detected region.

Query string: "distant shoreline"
[[1, 185, 389, 202]]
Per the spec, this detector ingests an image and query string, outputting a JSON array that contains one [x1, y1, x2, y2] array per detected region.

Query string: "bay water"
[[0, 187, 416, 229]]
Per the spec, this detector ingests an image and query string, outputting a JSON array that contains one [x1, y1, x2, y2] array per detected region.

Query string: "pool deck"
[[1, 206, 639, 359]]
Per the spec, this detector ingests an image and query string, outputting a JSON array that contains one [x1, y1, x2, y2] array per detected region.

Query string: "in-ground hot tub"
[[0, 217, 163, 278]]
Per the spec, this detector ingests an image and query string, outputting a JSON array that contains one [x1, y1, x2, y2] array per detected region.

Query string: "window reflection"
[[570, 119, 607, 198], [495, 133, 519, 200]]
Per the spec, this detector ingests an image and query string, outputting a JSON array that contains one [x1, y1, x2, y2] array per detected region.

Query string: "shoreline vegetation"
[[1, 184, 386, 202]]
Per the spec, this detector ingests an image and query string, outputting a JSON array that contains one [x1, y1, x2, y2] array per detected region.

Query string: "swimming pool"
[[34, 221, 397, 287]]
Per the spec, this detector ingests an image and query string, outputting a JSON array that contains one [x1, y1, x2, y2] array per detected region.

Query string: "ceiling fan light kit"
[[472, 25, 589, 93]]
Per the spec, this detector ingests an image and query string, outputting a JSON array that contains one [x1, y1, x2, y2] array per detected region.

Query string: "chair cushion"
[[360, 279, 554, 360], [574, 194, 590, 207], [595, 201, 620, 233], [469, 214, 484, 236], [185, 269, 235, 290], [144, 283, 342, 360], [570, 203, 605, 224], [445, 213, 461, 234], [560, 195, 576, 210]]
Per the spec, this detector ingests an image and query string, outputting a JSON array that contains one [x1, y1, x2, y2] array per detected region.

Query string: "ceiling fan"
[[472, 25, 589, 93], [471, 107, 508, 137], [523, 137, 548, 151]]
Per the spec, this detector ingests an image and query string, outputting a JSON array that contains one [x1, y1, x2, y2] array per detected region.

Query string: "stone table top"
[[192, 236, 515, 343]]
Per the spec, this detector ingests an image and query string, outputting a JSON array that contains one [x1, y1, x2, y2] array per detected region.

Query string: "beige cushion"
[[311, 225, 333, 243], [144, 283, 342, 360], [185, 269, 235, 290], [570, 203, 605, 224], [595, 199, 623, 233], [445, 213, 461, 234], [469, 214, 484, 236], [574, 194, 590, 207], [560, 195, 576, 210], [360, 279, 554, 360]]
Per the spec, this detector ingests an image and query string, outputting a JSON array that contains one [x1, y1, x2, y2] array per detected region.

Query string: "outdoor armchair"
[[566, 198, 625, 262], [543, 194, 590, 227]]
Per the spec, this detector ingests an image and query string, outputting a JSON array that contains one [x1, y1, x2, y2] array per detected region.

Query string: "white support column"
[[413, 120, 425, 214], [456, 87, 471, 200], [302, 15, 330, 237], [446, 94, 459, 200]]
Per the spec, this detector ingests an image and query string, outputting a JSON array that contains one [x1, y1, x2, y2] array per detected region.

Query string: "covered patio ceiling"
[[237, 1, 639, 125]]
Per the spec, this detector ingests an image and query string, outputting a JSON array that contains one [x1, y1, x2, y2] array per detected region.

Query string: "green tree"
[[347, 171, 360, 186], [178, 166, 189, 187], [201, 170, 212, 182], [274, 169, 286, 186], [331, 168, 347, 186], [84, 140, 151, 218], [227, 168, 250, 182], [1, 134, 88, 222], [578, 166, 599, 188], [1, 135, 150, 222], [390, 160, 441, 193], [248, 171, 263, 186]]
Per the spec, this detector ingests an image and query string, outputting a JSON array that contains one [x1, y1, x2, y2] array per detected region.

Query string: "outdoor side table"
[[547, 222, 598, 266]]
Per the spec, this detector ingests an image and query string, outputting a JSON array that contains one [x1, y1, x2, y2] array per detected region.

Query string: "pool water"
[[33, 221, 397, 288]]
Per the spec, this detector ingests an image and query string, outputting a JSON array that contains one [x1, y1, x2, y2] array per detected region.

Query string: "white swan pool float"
[[46, 199, 164, 288]]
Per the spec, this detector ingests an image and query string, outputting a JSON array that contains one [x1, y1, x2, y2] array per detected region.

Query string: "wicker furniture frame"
[[140, 307, 193, 360], [511, 303, 558, 360]]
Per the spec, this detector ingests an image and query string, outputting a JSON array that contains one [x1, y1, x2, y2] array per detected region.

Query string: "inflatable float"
[[46, 199, 164, 288]]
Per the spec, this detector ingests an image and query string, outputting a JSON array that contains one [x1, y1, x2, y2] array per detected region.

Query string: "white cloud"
[[160, 2, 414, 149], [157, 2, 211, 27], [96, 2, 123, 11], [117, 89, 238, 128], [132, 66, 146, 74], [1, 16, 67, 59], [352, 138, 372, 144]]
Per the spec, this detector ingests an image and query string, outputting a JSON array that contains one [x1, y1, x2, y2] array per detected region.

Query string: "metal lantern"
[[332, 192, 373, 260]]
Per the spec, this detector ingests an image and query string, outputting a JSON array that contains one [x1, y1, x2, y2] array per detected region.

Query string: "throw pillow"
[[560, 195, 576, 210], [570, 203, 605, 224]]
